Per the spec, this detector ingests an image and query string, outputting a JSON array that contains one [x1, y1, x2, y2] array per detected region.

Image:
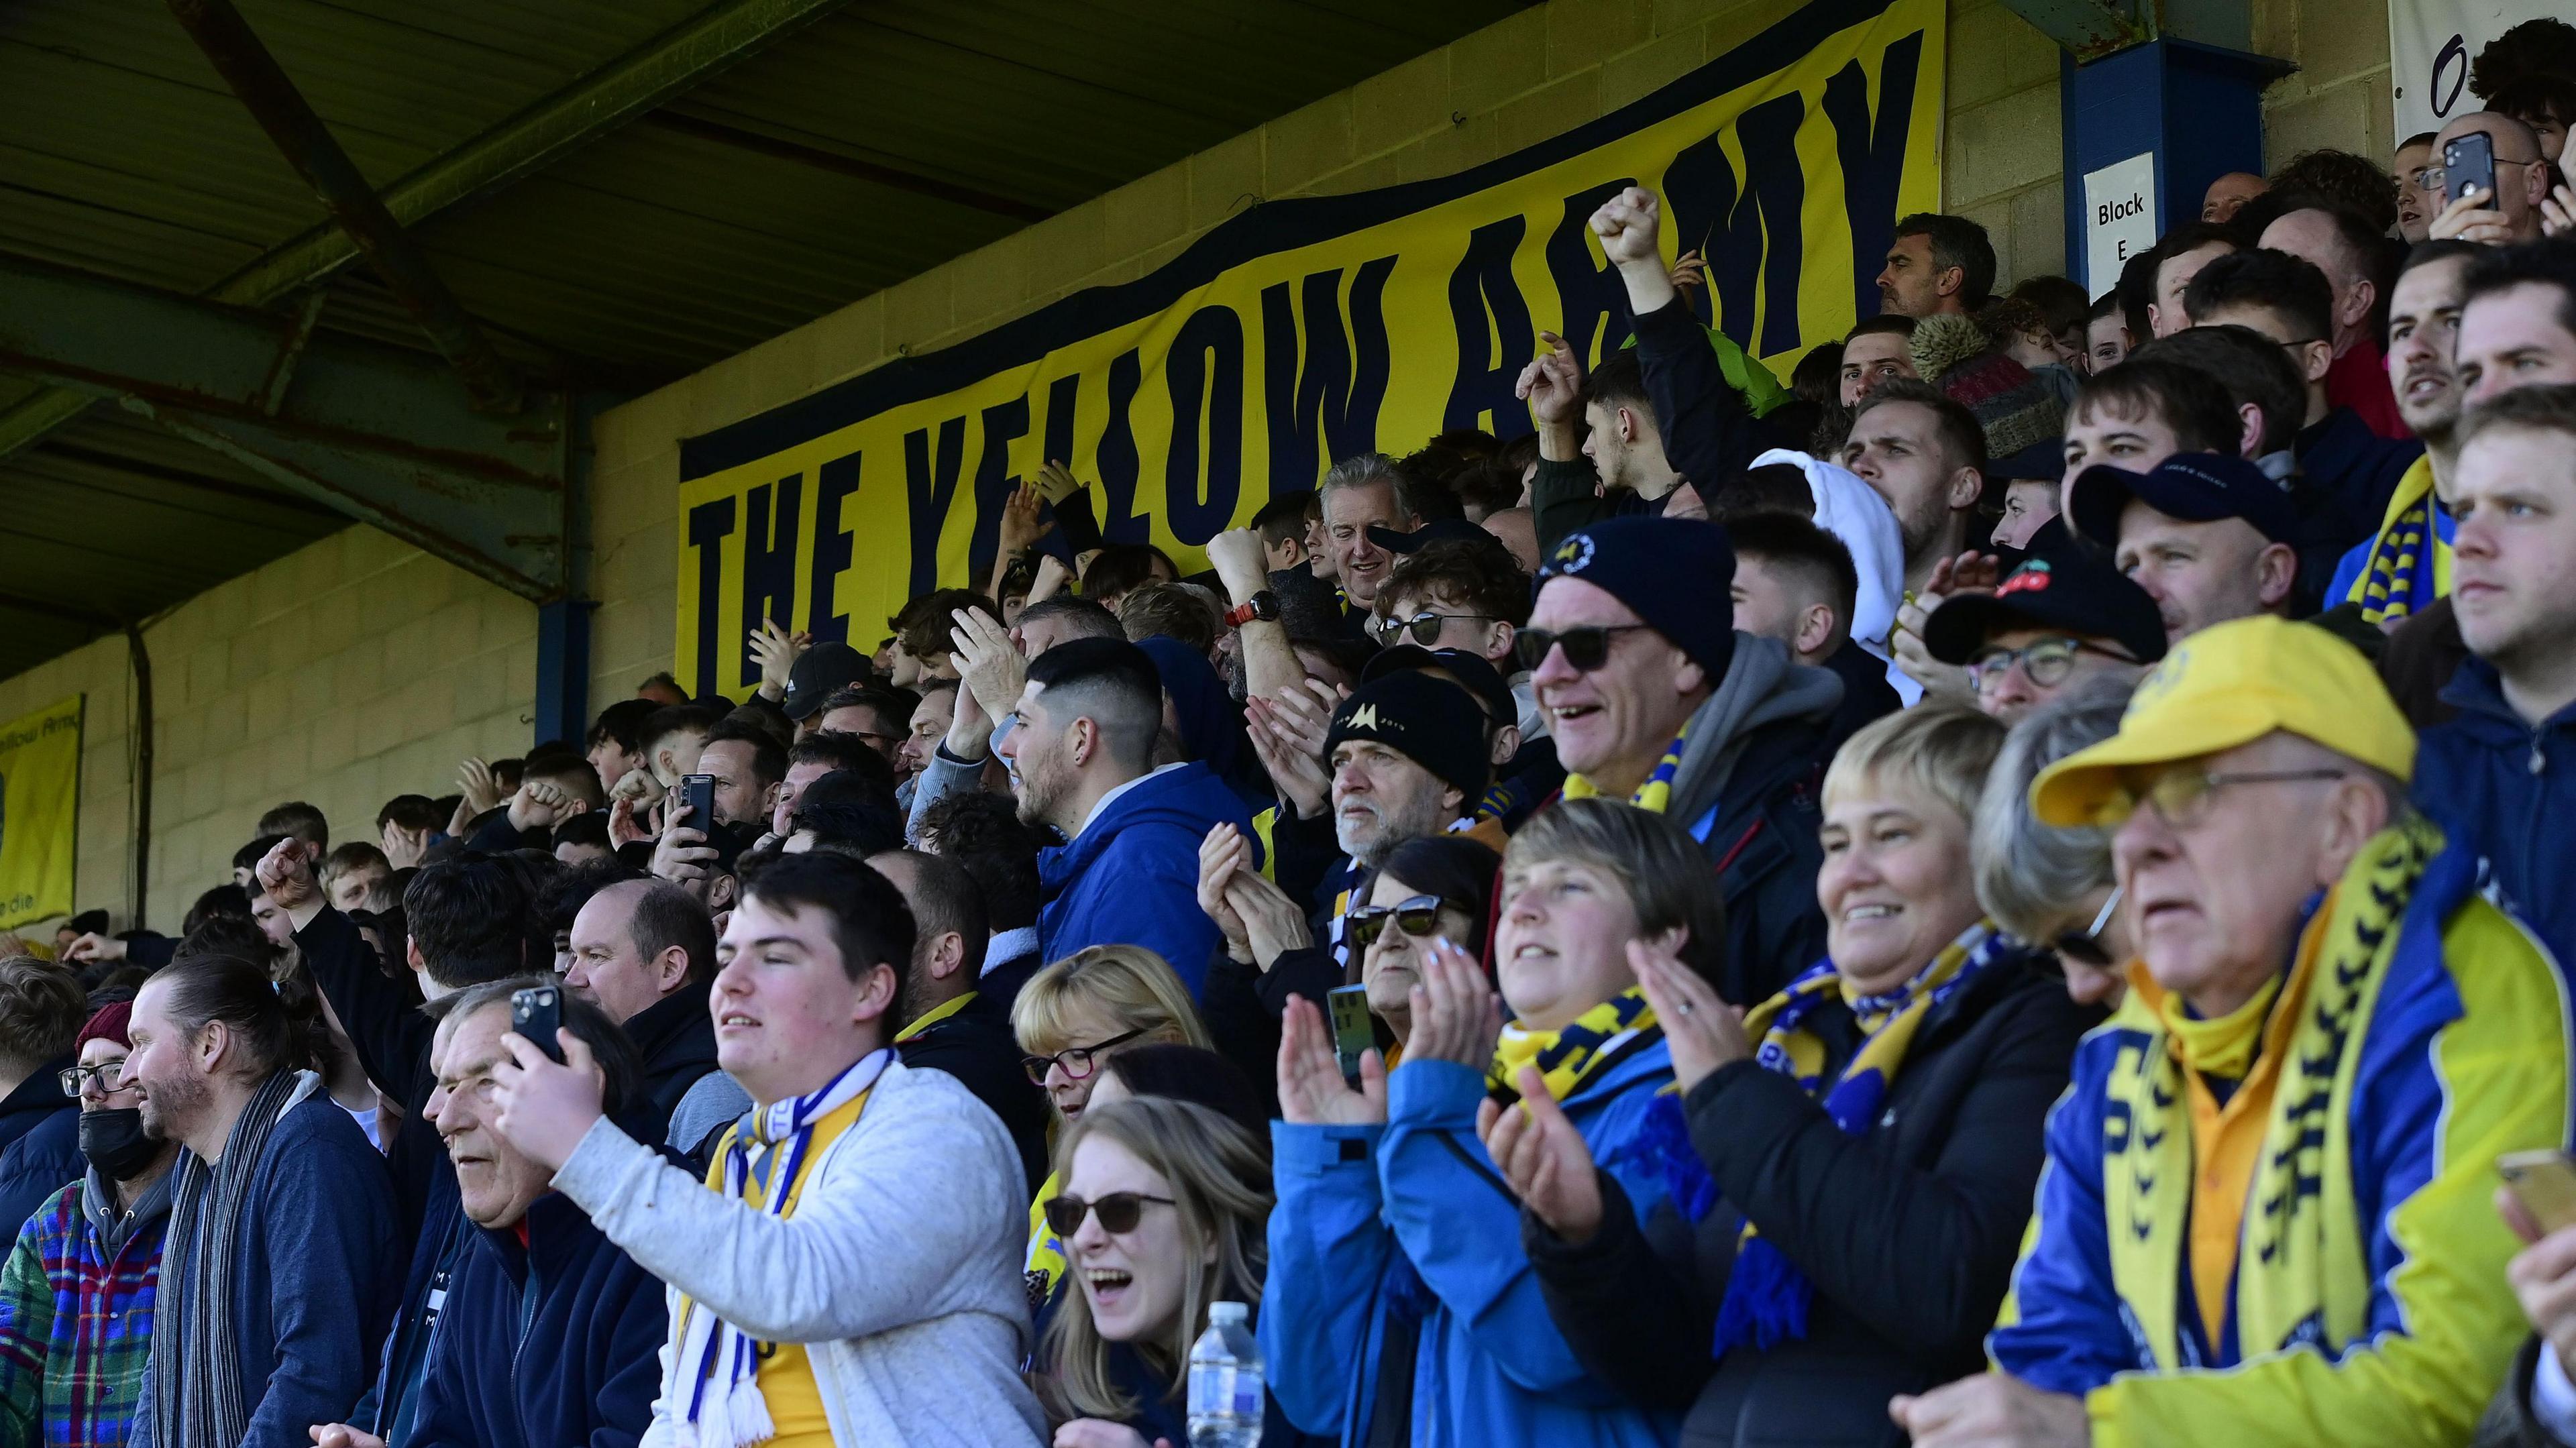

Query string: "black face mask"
[[78, 1107, 161, 1180]]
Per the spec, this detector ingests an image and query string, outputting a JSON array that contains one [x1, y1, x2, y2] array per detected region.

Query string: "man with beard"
[[2326, 242, 2482, 625], [122, 954, 398, 1448], [0, 1003, 180, 1445], [994, 637, 1255, 997]]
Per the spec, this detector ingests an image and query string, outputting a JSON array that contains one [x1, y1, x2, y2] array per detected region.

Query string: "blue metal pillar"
[[535, 598, 594, 748], [2059, 40, 2292, 293]]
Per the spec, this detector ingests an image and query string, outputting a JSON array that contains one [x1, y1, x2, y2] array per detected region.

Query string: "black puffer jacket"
[[1526, 953, 2098, 1448]]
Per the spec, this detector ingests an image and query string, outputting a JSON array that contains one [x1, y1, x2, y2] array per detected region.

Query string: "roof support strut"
[[0, 0, 857, 460], [0, 252, 569, 602], [166, 0, 525, 413]]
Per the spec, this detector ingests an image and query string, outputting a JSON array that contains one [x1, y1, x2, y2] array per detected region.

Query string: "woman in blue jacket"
[[1260, 799, 1718, 1448]]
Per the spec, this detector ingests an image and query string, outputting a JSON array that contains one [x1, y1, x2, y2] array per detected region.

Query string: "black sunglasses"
[[2053, 885, 2123, 968], [1042, 1190, 1177, 1237], [1375, 610, 1499, 647], [1021, 1026, 1149, 1086], [1514, 623, 1654, 673], [1346, 894, 1451, 948]]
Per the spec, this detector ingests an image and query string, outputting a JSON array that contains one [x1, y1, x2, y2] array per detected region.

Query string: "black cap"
[[1324, 670, 1493, 803], [2069, 453, 2301, 549], [781, 641, 870, 720], [1923, 537, 2169, 666], [1366, 516, 1493, 555], [1538, 516, 1736, 682], [1362, 645, 1515, 732]]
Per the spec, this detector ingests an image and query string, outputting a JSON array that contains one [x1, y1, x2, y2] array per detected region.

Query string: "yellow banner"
[[0, 695, 80, 929], [675, 0, 1944, 697]]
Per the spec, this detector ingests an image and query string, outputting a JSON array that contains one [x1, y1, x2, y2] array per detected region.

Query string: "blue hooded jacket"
[[1260, 1044, 1684, 1448], [1038, 761, 1257, 999], [405, 1188, 666, 1448], [2413, 655, 2576, 973]]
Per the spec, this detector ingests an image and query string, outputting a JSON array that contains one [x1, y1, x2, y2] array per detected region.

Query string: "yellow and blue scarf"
[[2346, 456, 2450, 626], [1652, 922, 2009, 1355], [1488, 987, 1658, 1103], [2101, 818, 2438, 1369], [1562, 722, 1690, 815]]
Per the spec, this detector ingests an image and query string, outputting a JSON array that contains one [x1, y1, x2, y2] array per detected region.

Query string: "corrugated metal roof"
[[0, 0, 1528, 677]]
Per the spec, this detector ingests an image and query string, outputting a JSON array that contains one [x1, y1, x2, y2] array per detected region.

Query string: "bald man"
[[2263, 204, 2409, 439], [2202, 171, 2266, 223], [2429, 111, 2553, 246]]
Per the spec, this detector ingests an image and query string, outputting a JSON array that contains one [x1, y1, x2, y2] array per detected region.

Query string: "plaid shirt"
[[0, 1177, 165, 1448]]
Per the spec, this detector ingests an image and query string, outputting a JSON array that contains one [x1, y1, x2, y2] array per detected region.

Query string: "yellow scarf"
[[2098, 818, 2440, 1368], [2153, 972, 2282, 1083], [1562, 722, 1690, 815], [1489, 987, 1657, 1103], [1024, 1168, 1066, 1316], [2343, 455, 2451, 626]]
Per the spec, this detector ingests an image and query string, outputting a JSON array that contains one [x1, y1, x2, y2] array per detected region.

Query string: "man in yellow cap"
[[1888, 614, 2571, 1448]]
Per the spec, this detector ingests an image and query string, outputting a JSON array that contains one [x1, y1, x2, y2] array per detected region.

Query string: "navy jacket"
[[406, 1189, 667, 1448], [2296, 406, 2424, 554], [2412, 657, 2576, 972], [140, 1091, 402, 1448], [1038, 762, 1258, 999], [620, 988, 722, 1141], [0, 1060, 78, 1239]]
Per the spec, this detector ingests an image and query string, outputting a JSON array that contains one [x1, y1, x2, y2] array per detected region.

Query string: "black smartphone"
[[511, 985, 566, 1064], [2447, 131, 2498, 211], [1328, 985, 1374, 1088], [678, 773, 716, 832]]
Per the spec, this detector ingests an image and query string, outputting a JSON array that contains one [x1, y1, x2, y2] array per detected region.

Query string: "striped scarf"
[[1651, 924, 2005, 1355], [674, 1048, 890, 1447], [2346, 456, 2449, 626], [2100, 820, 2439, 1370], [148, 1068, 310, 1448], [1562, 721, 1690, 815], [1488, 987, 1658, 1104]]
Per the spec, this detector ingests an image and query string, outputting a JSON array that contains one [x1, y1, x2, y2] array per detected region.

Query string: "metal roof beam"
[[1998, 0, 2149, 59], [166, 0, 526, 414], [0, 252, 569, 602], [0, 0, 857, 462]]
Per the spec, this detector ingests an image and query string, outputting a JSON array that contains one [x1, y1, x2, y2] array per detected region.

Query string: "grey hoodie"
[[1664, 633, 1845, 830]]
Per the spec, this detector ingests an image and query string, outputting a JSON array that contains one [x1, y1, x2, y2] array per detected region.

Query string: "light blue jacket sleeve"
[[1378, 1059, 1611, 1398], [1261, 1119, 1392, 1437]]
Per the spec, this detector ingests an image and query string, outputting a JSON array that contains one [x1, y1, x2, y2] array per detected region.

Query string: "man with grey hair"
[[1318, 453, 1414, 612]]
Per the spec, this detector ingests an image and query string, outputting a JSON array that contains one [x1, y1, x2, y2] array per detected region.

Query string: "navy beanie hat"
[[1537, 516, 1737, 682]]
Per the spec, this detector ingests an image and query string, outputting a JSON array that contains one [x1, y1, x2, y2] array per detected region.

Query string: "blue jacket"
[[2296, 407, 2424, 553], [0, 1064, 80, 1244], [1038, 762, 1258, 999], [137, 1091, 402, 1448], [407, 1190, 666, 1448], [1260, 1044, 1684, 1448], [2414, 657, 2576, 973]]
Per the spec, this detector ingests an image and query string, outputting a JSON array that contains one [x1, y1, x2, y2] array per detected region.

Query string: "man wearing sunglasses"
[[1373, 531, 1544, 741], [1527, 515, 1840, 1006], [1922, 534, 2165, 726], [1900, 614, 2569, 1448]]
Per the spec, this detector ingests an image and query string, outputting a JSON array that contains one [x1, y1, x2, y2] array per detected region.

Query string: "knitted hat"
[[1325, 671, 1493, 804], [75, 1001, 132, 1054], [1910, 313, 2065, 461], [1536, 516, 1737, 682]]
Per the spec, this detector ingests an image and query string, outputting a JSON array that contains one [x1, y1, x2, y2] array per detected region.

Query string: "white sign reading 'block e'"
[[2082, 152, 2159, 296]]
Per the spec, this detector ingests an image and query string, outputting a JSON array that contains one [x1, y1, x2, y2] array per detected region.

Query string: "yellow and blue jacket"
[[1989, 826, 2572, 1448]]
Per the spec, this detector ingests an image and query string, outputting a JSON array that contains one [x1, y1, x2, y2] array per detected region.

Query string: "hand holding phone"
[[1327, 985, 1375, 1088], [2501, 1150, 2576, 1234], [511, 985, 566, 1065], [2447, 131, 2499, 211], [677, 773, 717, 833]]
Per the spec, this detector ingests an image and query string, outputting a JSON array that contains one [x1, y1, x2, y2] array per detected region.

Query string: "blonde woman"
[[1013, 946, 1211, 1314], [1036, 1098, 1321, 1448]]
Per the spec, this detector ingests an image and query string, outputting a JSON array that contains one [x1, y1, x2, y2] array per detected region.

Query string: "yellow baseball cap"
[[2029, 615, 2416, 827]]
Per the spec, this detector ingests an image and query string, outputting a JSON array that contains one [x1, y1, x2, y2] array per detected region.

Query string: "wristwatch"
[[1223, 591, 1280, 628]]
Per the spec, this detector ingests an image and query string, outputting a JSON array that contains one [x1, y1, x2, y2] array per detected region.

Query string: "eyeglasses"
[[1041, 1190, 1177, 1237], [59, 1061, 125, 1098], [2052, 885, 2123, 969], [2088, 767, 2348, 830], [2415, 161, 2542, 195], [1374, 610, 1498, 647], [1021, 1026, 1149, 1086], [1967, 638, 2135, 693], [1347, 894, 1452, 948], [1515, 624, 1654, 673]]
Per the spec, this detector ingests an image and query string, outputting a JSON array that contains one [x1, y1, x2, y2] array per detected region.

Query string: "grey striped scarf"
[[148, 1068, 312, 1448]]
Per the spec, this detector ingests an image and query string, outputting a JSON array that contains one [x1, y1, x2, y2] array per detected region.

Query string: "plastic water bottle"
[[1186, 1300, 1264, 1448]]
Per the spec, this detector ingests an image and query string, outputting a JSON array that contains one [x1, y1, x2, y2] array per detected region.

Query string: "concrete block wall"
[[3, 526, 537, 935], [2255, 0, 2398, 166]]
